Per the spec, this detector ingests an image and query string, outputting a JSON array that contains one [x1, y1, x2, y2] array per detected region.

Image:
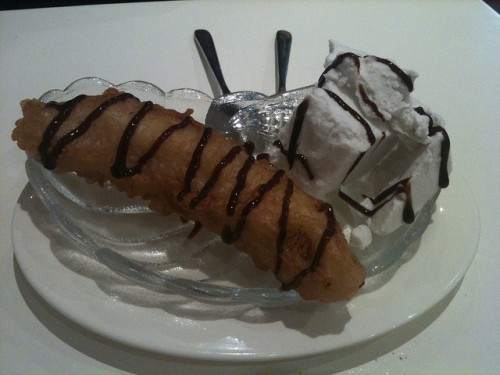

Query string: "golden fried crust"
[[12, 88, 365, 301]]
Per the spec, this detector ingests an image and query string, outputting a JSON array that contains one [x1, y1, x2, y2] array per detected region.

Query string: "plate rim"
[[11, 170, 480, 361]]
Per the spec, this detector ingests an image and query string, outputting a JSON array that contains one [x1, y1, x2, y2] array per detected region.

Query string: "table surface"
[[1, 1, 499, 374]]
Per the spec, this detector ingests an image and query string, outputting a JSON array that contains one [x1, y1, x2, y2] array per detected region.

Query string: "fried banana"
[[12, 88, 365, 301]]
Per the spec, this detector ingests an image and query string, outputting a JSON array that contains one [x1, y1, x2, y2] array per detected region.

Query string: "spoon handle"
[[194, 29, 231, 95], [276, 30, 292, 94]]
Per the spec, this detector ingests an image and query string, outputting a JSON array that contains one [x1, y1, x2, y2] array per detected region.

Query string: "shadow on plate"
[[13, 253, 461, 374]]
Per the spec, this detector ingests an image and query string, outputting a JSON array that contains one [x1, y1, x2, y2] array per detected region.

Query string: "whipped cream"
[[271, 41, 450, 249]]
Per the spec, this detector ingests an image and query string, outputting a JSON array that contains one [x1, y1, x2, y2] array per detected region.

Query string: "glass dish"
[[25, 77, 438, 307]]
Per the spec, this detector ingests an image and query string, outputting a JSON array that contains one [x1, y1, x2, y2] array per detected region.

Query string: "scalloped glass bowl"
[[25, 77, 437, 307]]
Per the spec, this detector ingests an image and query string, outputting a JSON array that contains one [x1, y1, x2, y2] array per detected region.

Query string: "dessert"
[[12, 39, 451, 303], [271, 41, 450, 250], [12, 88, 365, 302]]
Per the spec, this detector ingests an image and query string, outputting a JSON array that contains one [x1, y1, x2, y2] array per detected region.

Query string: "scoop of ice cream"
[[270, 40, 451, 248]]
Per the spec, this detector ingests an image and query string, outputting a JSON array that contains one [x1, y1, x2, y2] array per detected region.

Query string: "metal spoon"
[[276, 30, 292, 94], [194, 29, 267, 133], [193, 29, 230, 97]]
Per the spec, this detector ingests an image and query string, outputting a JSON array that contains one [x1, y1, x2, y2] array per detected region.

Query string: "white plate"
[[12, 170, 479, 361]]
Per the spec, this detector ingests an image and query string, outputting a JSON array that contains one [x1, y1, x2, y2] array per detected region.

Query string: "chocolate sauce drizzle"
[[111, 101, 154, 177], [323, 89, 376, 145], [414, 106, 450, 188], [221, 169, 285, 244], [342, 152, 365, 184], [274, 139, 314, 180], [317, 52, 360, 87], [39, 92, 336, 291], [273, 98, 315, 180], [274, 179, 294, 276], [358, 84, 385, 121], [276, 84, 373, 187], [281, 203, 336, 291], [318, 52, 414, 123], [339, 178, 415, 223], [276, 51, 449, 225], [286, 98, 309, 168], [40, 93, 136, 169], [189, 145, 244, 209], [370, 56, 414, 92], [226, 142, 255, 217], [177, 127, 212, 202], [318, 52, 413, 92], [188, 221, 202, 239], [256, 153, 270, 161], [113, 114, 192, 181]]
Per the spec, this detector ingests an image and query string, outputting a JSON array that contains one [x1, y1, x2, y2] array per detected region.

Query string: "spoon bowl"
[[227, 85, 314, 152], [195, 29, 292, 133], [204, 90, 267, 137]]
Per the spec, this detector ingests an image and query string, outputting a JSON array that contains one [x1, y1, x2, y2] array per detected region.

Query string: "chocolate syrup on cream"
[[276, 52, 449, 225], [318, 52, 413, 92], [322, 88, 376, 145], [339, 178, 415, 223], [414, 106, 450, 188]]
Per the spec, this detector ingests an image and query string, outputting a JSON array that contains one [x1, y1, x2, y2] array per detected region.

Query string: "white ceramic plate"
[[12, 170, 479, 361]]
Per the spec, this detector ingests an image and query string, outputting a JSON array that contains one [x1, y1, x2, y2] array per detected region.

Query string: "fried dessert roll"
[[12, 88, 365, 301]]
